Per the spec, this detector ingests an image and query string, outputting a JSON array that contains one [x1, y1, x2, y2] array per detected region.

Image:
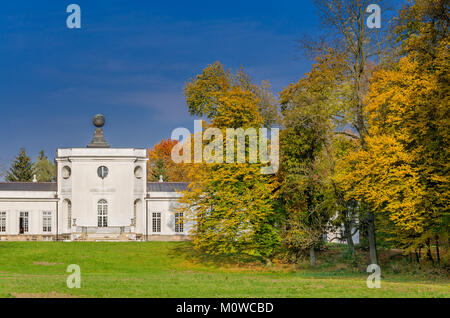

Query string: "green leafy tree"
[[178, 64, 280, 262], [279, 54, 343, 264], [282, 48, 367, 257], [279, 114, 335, 266], [295, 0, 399, 265], [33, 150, 56, 182], [6, 148, 34, 182], [184, 61, 280, 127]]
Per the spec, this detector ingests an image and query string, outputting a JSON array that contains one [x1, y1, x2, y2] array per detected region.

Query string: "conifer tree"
[[6, 148, 34, 182]]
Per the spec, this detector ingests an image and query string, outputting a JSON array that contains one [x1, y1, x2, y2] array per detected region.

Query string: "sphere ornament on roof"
[[87, 114, 110, 148], [93, 114, 105, 128]]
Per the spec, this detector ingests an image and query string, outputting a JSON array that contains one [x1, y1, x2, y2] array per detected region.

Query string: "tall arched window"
[[97, 199, 108, 227], [133, 199, 140, 226], [66, 200, 72, 229], [175, 212, 184, 233]]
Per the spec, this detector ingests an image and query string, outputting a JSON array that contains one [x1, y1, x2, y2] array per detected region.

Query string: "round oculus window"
[[97, 166, 109, 179], [62, 166, 71, 179], [134, 166, 143, 179]]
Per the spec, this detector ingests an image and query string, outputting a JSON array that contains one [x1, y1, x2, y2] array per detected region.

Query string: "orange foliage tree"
[[148, 139, 191, 182]]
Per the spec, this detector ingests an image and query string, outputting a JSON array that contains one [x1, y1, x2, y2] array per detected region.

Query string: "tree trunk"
[[344, 221, 355, 256], [309, 246, 316, 267], [415, 249, 420, 264], [367, 210, 378, 265], [435, 236, 441, 265], [264, 257, 273, 267], [426, 238, 434, 265]]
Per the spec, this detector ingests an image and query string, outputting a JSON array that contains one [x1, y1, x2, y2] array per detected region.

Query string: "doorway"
[[19, 212, 29, 234]]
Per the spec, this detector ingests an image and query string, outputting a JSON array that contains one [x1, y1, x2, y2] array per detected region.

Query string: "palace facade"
[[0, 115, 190, 241]]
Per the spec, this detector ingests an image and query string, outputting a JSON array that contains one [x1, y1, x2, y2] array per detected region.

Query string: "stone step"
[[73, 233, 136, 242]]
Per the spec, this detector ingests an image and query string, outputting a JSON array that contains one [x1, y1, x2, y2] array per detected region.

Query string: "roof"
[[147, 182, 189, 192], [0, 182, 57, 192], [0, 182, 190, 193]]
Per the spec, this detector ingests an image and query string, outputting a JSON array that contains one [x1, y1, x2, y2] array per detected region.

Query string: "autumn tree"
[[297, 0, 400, 265], [234, 68, 281, 127], [184, 61, 280, 127], [395, 1, 449, 242], [279, 50, 347, 264], [279, 114, 335, 265], [148, 139, 191, 182], [178, 63, 280, 262], [338, 0, 449, 262]]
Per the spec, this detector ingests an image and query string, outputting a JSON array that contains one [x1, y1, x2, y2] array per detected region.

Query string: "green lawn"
[[0, 242, 448, 298]]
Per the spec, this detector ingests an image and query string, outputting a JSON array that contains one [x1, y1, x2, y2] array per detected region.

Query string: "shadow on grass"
[[168, 241, 450, 281], [169, 242, 263, 269]]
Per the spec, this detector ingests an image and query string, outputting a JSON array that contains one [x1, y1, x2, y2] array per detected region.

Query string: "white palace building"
[[0, 115, 190, 241]]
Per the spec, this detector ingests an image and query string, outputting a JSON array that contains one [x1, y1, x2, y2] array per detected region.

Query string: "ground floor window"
[[67, 200, 72, 229], [152, 212, 161, 233], [133, 200, 141, 226], [98, 199, 108, 227], [43, 211, 52, 232], [0, 212, 6, 232], [175, 212, 184, 233], [19, 212, 29, 234]]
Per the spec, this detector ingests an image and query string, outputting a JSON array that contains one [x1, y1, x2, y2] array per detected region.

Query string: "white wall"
[[56, 148, 147, 234], [0, 148, 195, 240], [147, 192, 191, 236], [0, 197, 57, 235]]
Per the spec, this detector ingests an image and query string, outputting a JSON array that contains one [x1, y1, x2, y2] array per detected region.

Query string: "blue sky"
[[0, 0, 319, 169]]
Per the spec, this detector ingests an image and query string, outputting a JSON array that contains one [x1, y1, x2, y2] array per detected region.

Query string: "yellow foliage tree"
[[177, 64, 280, 261], [338, 53, 448, 255], [337, 0, 449, 261]]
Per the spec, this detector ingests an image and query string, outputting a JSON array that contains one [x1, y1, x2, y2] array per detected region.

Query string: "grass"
[[0, 242, 448, 298]]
